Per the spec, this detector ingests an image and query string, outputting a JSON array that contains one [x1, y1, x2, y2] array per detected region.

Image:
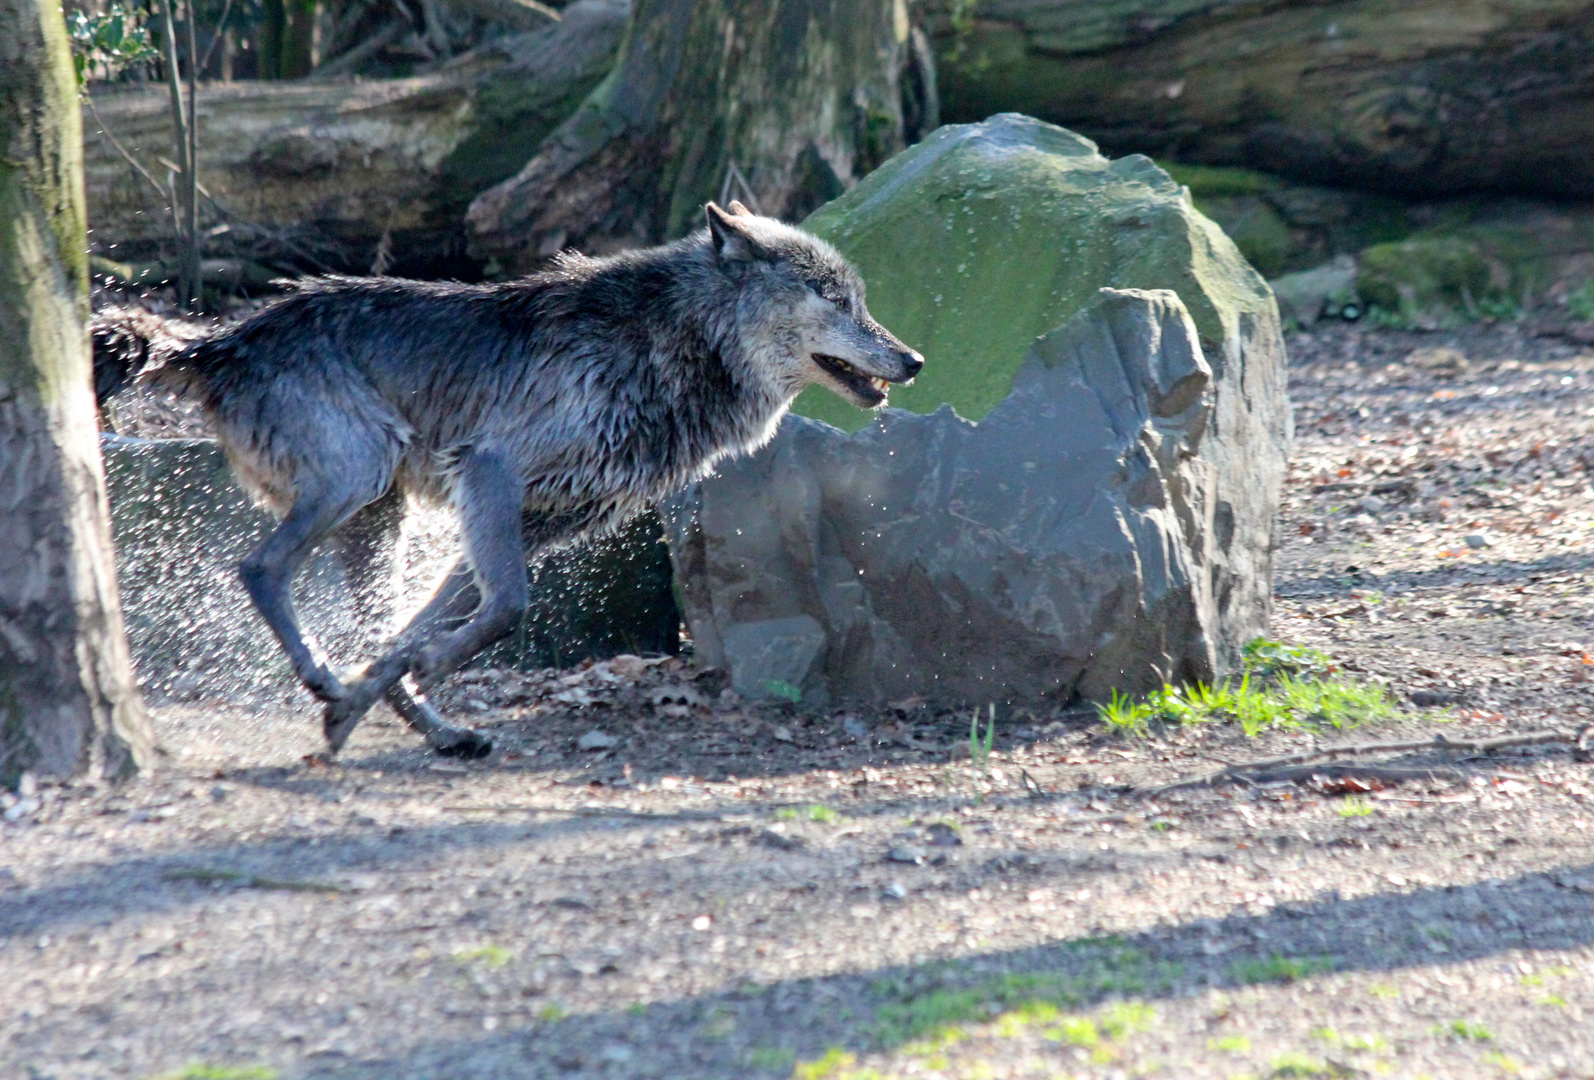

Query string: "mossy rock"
[[1357, 224, 1549, 326], [1159, 162, 1281, 198], [1187, 194, 1293, 279], [795, 113, 1271, 431]]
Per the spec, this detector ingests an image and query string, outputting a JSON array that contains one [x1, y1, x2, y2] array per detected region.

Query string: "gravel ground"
[[5, 322, 1594, 1080]]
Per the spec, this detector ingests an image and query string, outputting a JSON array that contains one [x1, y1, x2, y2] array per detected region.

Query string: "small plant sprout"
[[1338, 796, 1375, 817], [1098, 688, 1147, 733], [452, 944, 513, 968], [969, 703, 996, 774], [762, 679, 802, 704], [1439, 1019, 1493, 1041]]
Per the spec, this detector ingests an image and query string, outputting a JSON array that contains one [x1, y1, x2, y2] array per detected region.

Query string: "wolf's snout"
[[899, 350, 925, 381]]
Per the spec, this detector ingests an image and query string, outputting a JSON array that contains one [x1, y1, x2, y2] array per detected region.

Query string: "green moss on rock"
[[1357, 223, 1549, 326], [1189, 194, 1293, 278], [796, 113, 1272, 431], [1159, 162, 1280, 198]]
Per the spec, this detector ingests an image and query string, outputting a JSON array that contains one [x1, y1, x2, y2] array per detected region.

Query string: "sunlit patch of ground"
[[4, 321, 1593, 1080]]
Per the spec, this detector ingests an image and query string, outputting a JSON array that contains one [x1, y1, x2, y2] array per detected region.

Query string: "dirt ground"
[[4, 320, 1594, 1080]]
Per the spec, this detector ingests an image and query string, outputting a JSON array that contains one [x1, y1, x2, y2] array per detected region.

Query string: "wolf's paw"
[[322, 684, 379, 753], [409, 642, 449, 692], [304, 665, 348, 703], [429, 727, 494, 760]]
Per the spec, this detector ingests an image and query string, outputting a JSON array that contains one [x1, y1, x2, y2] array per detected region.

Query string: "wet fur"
[[105, 203, 921, 754]]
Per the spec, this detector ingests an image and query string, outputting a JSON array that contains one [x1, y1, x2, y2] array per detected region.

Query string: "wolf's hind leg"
[[322, 447, 526, 753], [384, 679, 493, 759], [331, 486, 405, 642], [411, 447, 529, 691], [240, 480, 377, 703], [327, 491, 490, 757], [323, 558, 481, 753]]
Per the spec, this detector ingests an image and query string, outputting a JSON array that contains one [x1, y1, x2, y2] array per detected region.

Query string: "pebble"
[[887, 845, 926, 865], [577, 730, 618, 751], [1358, 494, 1386, 514], [1465, 533, 1491, 548], [757, 828, 805, 852], [881, 881, 908, 900]]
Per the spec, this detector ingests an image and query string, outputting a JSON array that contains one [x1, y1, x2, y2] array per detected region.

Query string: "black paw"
[[431, 728, 494, 760], [323, 685, 379, 753], [305, 667, 348, 703]]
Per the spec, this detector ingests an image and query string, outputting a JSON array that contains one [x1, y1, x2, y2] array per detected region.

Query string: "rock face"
[[665, 115, 1290, 706], [104, 436, 677, 698]]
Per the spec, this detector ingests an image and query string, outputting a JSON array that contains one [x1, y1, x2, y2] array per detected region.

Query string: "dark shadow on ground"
[[1276, 551, 1594, 601], [0, 783, 1143, 941], [292, 859, 1594, 1079]]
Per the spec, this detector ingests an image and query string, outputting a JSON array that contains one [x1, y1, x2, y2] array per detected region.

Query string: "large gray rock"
[[103, 436, 678, 699], [668, 288, 1278, 706], [667, 115, 1290, 708]]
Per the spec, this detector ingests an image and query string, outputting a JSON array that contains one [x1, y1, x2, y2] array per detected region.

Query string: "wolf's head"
[[706, 201, 923, 409]]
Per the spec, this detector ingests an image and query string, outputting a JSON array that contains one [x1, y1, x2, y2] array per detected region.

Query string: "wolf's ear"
[[706, 201, 758, 263], [726, 200, 753, 217]]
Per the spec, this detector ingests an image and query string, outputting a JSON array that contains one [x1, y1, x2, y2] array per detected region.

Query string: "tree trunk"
[[259, 0, 286, 79], [282, 0, 318, 78], [927, 0, 1594, 199], [82, 0, 627, 277], [466, 0, 938, 268], [0, 0, 152, 785]]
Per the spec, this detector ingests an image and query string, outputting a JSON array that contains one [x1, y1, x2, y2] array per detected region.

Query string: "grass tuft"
[[1439, 1019, 1493, 1041], [1229, 954, 1334, 986], [1337, 796, 1375, 818], [1097, 638, 1397, 737], [452, 944, 512, 968]]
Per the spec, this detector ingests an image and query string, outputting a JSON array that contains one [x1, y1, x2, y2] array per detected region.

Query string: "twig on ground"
[[161, 867, 345, 892], [1148, 728, 1580, 795]]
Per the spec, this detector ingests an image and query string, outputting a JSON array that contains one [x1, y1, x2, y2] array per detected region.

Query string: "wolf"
[[103, 202, 922, 756]]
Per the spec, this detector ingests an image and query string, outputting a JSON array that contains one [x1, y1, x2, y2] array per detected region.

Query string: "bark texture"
[[82, 0, 627, 275], [929, 0, 1594, 198], [467, 0, 938, 267], [0, 0, 151, 784]]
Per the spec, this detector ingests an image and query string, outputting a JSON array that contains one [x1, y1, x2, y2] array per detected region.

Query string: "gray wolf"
[[98, 202, 922, 755]]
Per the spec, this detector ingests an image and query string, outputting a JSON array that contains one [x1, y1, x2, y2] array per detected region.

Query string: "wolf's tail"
[[90, 306, 217, 406]]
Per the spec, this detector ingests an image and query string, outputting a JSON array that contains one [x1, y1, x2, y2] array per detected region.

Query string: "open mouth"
[[813, 353, 892, 407]]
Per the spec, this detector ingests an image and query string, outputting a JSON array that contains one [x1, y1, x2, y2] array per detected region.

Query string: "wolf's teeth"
[[871, 377, 888, 391]]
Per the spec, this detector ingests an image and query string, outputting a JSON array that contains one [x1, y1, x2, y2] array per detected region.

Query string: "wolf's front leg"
[[241, 483, 378, 703]]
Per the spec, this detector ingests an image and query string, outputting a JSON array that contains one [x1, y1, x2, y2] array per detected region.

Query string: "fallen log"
[[928, 0, 1594, 198], [83, 0, 626, 277]]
